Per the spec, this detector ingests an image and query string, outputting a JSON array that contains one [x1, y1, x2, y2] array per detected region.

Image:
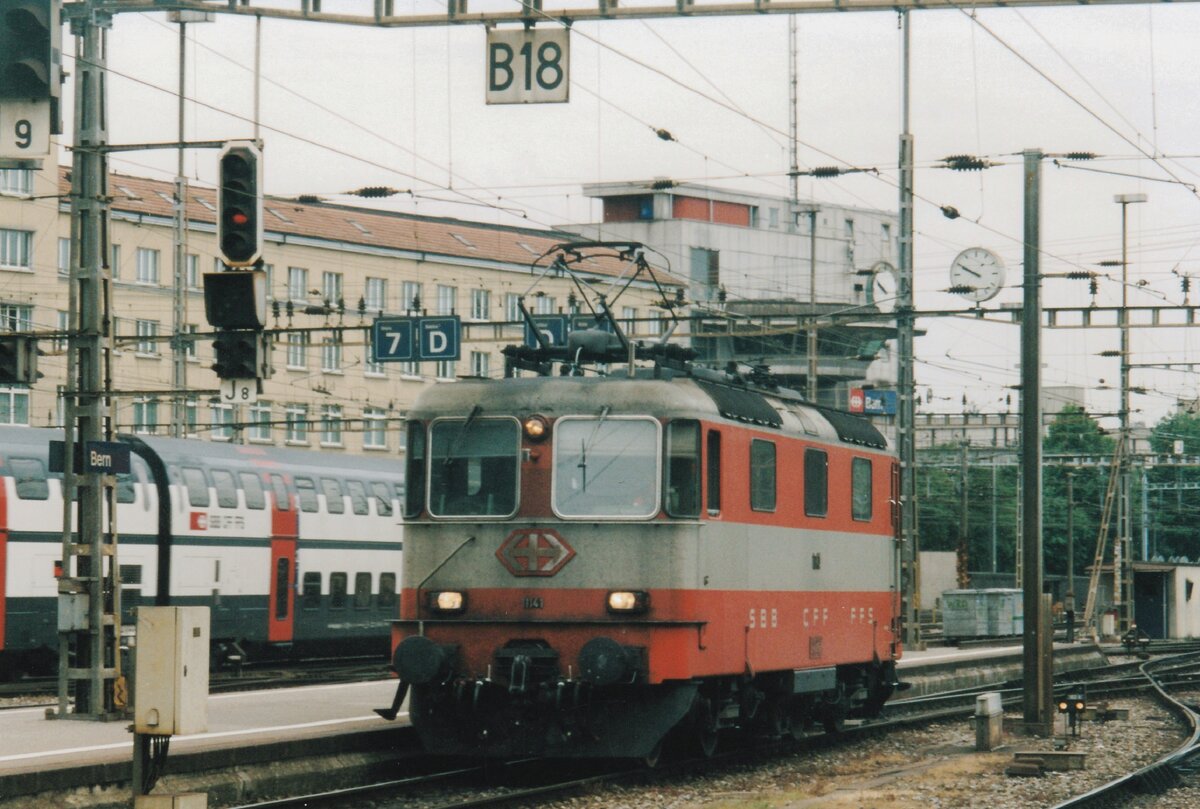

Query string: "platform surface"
[[0, 679, 405, 776]]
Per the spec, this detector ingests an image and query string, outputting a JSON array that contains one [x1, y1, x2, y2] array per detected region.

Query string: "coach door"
[[0, 471, 7, 651], [267, 473, 297, 644]]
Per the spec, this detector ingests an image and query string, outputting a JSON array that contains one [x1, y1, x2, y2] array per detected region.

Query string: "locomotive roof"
[[410, 377, 890, 451]]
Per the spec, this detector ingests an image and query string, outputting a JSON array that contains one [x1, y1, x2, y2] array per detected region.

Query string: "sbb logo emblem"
[[190, 512, 208, 531], [497, 529, 575, 577]]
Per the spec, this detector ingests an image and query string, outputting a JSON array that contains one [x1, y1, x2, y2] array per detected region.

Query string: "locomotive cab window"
[[706, 430, 721, 514], [404, 421, 425, 518], [553, 416, 659, 519], [665, 420, 700, 517], [429, 417, 520, 518], [750, 439, 776, 512], [852, 457, 873, 521], [805, 448, 828, 517]]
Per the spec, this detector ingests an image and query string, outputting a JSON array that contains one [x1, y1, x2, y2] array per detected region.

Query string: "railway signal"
[[0, 333, 38, 384], [1057, 690, 1087, 737], [212, 329, 264, 381], [217, 140, 263, 267]]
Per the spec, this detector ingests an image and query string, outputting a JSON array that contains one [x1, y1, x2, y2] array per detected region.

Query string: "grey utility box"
[[942, 588, 1024, 639], [134, 607, 210, 735]]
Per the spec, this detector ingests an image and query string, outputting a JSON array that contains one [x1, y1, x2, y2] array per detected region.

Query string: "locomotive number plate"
[[523, 596, 543, 609]]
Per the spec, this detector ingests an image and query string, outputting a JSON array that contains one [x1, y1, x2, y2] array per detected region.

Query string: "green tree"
[[1146, 410, 1200, 562], [1043, 405, 1115, 581]]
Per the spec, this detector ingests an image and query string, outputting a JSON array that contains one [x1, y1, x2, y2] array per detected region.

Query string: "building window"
[[363, 407, 387, 450], [436, 284, 457, 315], [186, 254, 200, 289], [181, 324, 197, 359], [286, 404, 308, 444], [135, 247, 160, 285], [321, 405, 343, 446], [110, 244, 121, 278], [534, 295, 556, 315], [211, 402, 234, 441], [0, 169, 32, 195], [58, 238, 70, 275], [769, 207, 780, 228], [365, 354, 385, 376], [55, 310, 69, 351], [132, 398, 158, 434], [0, 229, 33, 270], [0, 304, 32, 331], [399, 360, 419, 378], [689, 247, 720, 299], [622, 306, 637, 336], [470, 289, 490, 320], [184, 397, 198, 437], [286, 332, 309, 369], [401, 280, 422, 313], [249, 402, 272, 442], [135, 320, 159, 355], [321, 335, 342, 373], [322, 271, 343, 306], [288, 266, 308, 303], [365, 277, 386, 313], [0, 387, 30, 425], [505, 293, 521, 322], [435, 360, 456, 380], [844, 218, 855, 240], [470, 351, 489, 378]]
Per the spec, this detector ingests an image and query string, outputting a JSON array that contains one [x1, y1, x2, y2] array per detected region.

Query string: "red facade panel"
[[671, 195, 751, 227], [672, 196, 710, 222], [711, 200, 751, 226], [603, 196, 647, 223]]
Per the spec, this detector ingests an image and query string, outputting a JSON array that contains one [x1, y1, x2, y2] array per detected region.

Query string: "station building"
[[0, 166, 681, 454]]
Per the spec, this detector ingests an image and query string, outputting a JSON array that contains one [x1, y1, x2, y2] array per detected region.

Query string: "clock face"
[[870, 261, 897, 313], [950, 247, 1006, 302]]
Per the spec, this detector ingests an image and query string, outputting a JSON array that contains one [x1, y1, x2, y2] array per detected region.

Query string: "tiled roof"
[[58, 168, 683, 286]]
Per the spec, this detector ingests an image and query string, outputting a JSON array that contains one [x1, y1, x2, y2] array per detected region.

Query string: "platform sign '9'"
[[0, 100, 51, 159], [486, 28, 569, 105]]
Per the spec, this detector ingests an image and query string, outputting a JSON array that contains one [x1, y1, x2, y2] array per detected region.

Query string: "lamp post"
[[1114, 192, 1146, 635]]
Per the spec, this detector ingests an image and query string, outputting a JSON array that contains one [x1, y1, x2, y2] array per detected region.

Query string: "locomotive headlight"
[[606, 590, 649, 614], [523, 415, 549, 441], [428, 590, 467, 614]]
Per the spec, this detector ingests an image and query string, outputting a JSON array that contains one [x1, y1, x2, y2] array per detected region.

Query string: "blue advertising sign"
[[524, 315, 569, 348], [417, 316, 461, 361], [372, 318, 415, 362], [864, 389, 898, 415]]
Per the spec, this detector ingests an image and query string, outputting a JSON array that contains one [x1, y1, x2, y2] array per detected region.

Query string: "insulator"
[[811, 166, 843, 178], [1062, 152, 1096, 161], [1089, 279, 1099, 295], [353, 186, 399, 198], [1065, 271, 1093, 280], [655, 128, 675, 142]]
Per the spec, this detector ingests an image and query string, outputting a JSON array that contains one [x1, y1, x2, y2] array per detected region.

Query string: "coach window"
[[347, 480, 369, 515], [805, 448, 829, 517], [378, 572, 397, 608], [240, 472, 266, 510], [329, 572, 348, 609], [665, 420, 700, 517], [553, 416, 658, 518], [269, 473, 291, 511], [750, 439, 777, 512], [354, 572, 372, 609], [706, 430, 722, 514], [182, 466, 209, 507], [212, 469, 238, 508], [404, 421, 425, 518], [302, 572, 321, 609], [852, 458, 873, 521], [275, 559, 290, 620], [321, 478, 346, 514], [429, 417, 520, 517], [115, 470, 136, 504], [371, 482, 394, 517], [11, 457, 48, 500], [296, 477, 319, 512]]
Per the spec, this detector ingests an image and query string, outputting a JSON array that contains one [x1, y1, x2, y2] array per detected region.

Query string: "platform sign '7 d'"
[[372, 317, 416, 362], [486, 27, 569, 105]]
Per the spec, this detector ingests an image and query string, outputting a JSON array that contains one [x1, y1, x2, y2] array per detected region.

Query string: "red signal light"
[[231, 212, 249, 225]]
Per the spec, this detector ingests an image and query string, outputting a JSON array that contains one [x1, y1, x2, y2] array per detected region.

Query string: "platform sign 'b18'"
[[486, 27, 569, 105]]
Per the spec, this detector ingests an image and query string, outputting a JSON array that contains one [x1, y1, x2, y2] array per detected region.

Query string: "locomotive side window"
[[354, 572, 372, 609], [665, 420, 700, 517], [240, 472, 266, 510], [852, 458, 873, 521], [329, 572, 348, 609], [553, 416, 658, 518], [371, 482, 394, 517], [321, 478, 346, 514], [804, 448, 828, 517], [296, 477, 319, 512], [404, 421, 425, 518], [11, 457, 48, 500], [269, 474, 291, 511], [706, 430, 722, 514], [347, 480, 369, 515], [429, 417, 519, 517], [212, 469, 238, 508], [378, 572, 397, 607], [301, 572, 321, 609], [749, 439, 777, 512], [182, 466, 210, 507]]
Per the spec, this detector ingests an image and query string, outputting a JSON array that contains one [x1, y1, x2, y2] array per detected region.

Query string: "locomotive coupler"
[[509, 654, 532, 694]]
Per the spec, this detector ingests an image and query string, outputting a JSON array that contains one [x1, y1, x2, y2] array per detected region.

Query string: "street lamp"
[[1114, 192, 1146, 636]]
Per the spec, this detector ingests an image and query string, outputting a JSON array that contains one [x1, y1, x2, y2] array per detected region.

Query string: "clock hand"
[[960, 267, 981, 278]]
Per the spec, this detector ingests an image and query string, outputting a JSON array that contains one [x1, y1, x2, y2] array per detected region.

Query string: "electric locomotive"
[[381, 248, 902, 759]]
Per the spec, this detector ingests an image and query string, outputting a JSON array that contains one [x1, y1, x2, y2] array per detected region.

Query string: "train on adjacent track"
[[384, 326, 904, 760], [0, 427, 404, 677]]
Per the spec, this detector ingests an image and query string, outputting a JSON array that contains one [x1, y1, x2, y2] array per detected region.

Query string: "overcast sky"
[[68, 2, 1200, 430]]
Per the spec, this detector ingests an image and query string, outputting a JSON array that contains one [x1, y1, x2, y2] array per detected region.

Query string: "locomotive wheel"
[[695, 698, 719, 758], [642, 739, 665, 768], [821, 712, 845, 734]]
